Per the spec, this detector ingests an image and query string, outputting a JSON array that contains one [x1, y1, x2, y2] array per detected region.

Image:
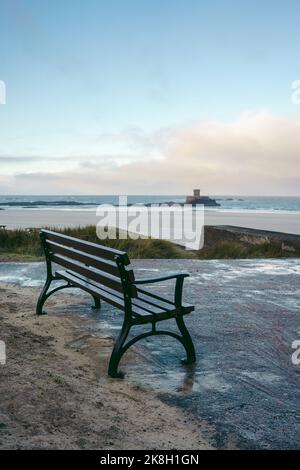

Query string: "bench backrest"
[[40, 229, 136, 298]]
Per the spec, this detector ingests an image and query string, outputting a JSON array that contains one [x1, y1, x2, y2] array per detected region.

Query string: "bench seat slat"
[[132, 299, 166, 315], [55, 270, 193, 323], [56, 270, 157, 318], [137, 290, 178, 310], [132, 306, 193, 324], [70, 274, 164, 315], [43, 229, 130, 264], [136, 287, 174, 305], [57, 270, 170, 315], [46, 240, 131, 278], [56, 270, 127, 311], [137, 289, 194, 312], [57, 270, 186, 316], [75, 276, 166, 315]]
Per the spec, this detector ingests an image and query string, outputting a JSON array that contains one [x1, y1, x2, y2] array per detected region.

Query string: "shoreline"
[[0, 207, 300, 235]]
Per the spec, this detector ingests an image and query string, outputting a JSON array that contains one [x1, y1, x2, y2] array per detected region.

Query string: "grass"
[[197, 240, 284, 259], [0, 226, 191, 261], [0, 226, 297, 261]]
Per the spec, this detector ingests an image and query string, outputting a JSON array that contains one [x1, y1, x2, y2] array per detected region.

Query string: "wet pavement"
[[0, 259, 300, 449]]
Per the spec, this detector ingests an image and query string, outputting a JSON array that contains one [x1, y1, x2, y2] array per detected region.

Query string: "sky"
[[0, 0, 300, 195]]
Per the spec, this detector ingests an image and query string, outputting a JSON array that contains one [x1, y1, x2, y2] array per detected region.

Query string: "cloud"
[[2, 111, 300, 195], [0, 155, 40, 164]]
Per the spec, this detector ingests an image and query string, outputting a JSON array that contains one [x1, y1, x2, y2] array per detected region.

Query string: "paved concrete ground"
[[0, 259, 299, 449]]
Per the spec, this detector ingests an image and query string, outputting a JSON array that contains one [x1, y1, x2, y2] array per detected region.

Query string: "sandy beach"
[[0, 208, 300, 235], [0, 284, 213, 450]]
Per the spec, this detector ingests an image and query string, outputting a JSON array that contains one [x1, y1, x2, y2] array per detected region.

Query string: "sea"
[[0, 195, 300, 213]]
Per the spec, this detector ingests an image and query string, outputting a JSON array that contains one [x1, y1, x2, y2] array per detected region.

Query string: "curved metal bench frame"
[[36, 230, 196, 378]]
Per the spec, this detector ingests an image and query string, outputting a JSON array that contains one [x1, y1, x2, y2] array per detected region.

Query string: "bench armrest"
[[133, 272, 189, 285], [133, 272, 189, 307]]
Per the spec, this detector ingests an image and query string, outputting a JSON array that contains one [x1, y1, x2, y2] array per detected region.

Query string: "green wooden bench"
[[36, 229, 196, 377]]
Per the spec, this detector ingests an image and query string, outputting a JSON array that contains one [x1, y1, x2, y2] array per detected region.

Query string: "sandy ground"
[[0, 284, 213, 450], [1, 207, 300, 235]]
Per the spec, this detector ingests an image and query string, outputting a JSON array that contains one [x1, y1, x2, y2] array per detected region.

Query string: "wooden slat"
[[56, 270, 155, 317], [73, 278, 169, 314], [57, 270, 171, 315], [136, 288, 194, 311], [52, 254, 124, 293], [60, 271, 162, 314], [132, 298, 165, 315], [56, 270, 126, 311], [63, 270, 193, 315], [41, 229, 130, 264], [46, 240, 127, 278], [136, 287, 174, 305], [132, 292, 173, 314], [56, 270, 192, 323], [137, 290, 175, 310]]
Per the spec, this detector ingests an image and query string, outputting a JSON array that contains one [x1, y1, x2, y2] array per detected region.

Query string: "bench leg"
[[36, 277, 53, 315], [108, 322, 131, 378], [36, 281, 81, 315], [176, 315, 196, 364], [91, 296, 101, 310], [108, 318, 195, 378]]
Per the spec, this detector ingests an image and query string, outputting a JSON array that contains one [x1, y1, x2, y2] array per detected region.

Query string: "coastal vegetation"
[[0, 226, 189, 261], [0, 226, 299, 261]]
